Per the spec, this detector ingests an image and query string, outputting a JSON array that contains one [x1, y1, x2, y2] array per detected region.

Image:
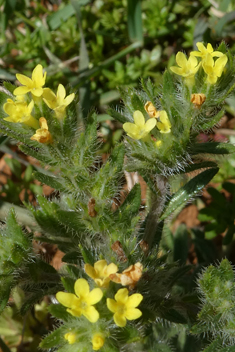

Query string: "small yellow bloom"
[[85, 260, 118, 288], [144, 101, 159, 118], [56, 278, 103, 323], [30, 117, 53, 144], [155, 140, 162, 148], [156, 111, 171, 134], [190, 42, 223, 60], [109, 262, 143, 289], [123, 110, 156, 140], [107, 288, 143, 327], [43, 84, 75, 120], [170, 52, 200, 86], [92, 333, 105, 351], [202, 54, 228, 84], [14, 64, 46, 97], [64, 332, 76, 344], [191, 93, 206, 107], [3, 99, 39, 129]]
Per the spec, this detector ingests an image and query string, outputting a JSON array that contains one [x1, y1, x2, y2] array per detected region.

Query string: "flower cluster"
[[56, 260, 144, 350], [3, 64, 75, 144], [123, 107, 171, 142], [170, 42, 227, 85]]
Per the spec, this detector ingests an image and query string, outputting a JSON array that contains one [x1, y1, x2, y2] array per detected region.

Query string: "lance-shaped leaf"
[[160, 168, 219, 220], [190, 142, 235, 155]]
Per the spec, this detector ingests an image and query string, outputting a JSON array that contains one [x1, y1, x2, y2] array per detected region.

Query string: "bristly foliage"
[[0, 43, 235, 351]]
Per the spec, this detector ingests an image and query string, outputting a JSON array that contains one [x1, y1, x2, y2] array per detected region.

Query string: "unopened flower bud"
[[191, 93, 206, 107], [144, 101, 159, 118]]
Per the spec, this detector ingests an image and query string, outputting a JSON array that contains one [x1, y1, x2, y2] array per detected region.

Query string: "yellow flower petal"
[[125, 308, 142, 320], [170, 66, 183, 75], [16, 74, 33, 87], [123, 123, 139, 139], [126, 293, 143, 308], [86, 288, 103, 305], [196, 42, 206, 53], [115, 288, 129, 303], [56, 292, 79, 308], [31, 87, 44, 97], [107, 298, 118, 313], [13, 86, 31, 96], [32, 64, 45, 87], [206, 43, 213, 53], [113, 313, 126, 327], [144, 118, 156, 132], [74, 278, 90, 298], [84, 263, 96, 279], [94, 260, 107, 276], [214, 54, 228, 76], [176, 52, 187, 68], [64, 93, 75, 106], [57, 84, 66, 100], [105, 263, 118, 276], [83, 306, 99, 323], [133, 110, 145, 127]]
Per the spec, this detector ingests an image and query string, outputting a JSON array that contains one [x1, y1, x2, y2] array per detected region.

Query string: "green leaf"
[[33, 171, 65, 192], [160, 168, 219, 220], [118, 183, 141, 220], [162, 70, 175, 107], [47, 4, 75, 30], [4, 157, 21, 178], [0, 276, 13, 313], [48, 304, 71, 322], [107, 107, 128, 124], [191, 142, 235, 155], [0, 337, 11, 352], [0, 68, 15, 80], [131, 93, 146, 115], [183, 161, 218, 174], [127, 0, 143, 44], [40, 325, 66, 349], [173, 224, 188, 265]]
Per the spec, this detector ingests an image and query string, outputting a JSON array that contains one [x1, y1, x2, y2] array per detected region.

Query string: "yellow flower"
[[30, 117, 53, 144], [155, 140, 162, 148], [85, 260, 118, 288], [191, 42, 223, 60], [156, 111, 171, 134], [191, 93, 206, 107], [56, 278, 103, 323], [109, 262, 143, 289], [123, 110, 156, 140], [144, 101, 159, 118], [92, 333, 105, 351], [202, 54, 228, 84], [64, 332, 76, 344], [170, 52, 200, 86], [107, 288, 143, 327], [43, 84, 75, 120], [14, 64, 46, 97], [3, 99, 39, 129]]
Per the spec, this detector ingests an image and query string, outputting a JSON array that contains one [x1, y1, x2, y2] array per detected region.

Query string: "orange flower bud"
[[144, 101, 159, 118], [110, 262, 143, 289], [191, 93, 206, 107]]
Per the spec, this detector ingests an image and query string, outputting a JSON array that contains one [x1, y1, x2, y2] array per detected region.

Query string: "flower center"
[[80, 301, 88, 310], [117, 304, 126, 315]]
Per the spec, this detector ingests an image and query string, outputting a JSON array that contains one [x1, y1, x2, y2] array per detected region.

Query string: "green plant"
[[0, 40, 235, 351]]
